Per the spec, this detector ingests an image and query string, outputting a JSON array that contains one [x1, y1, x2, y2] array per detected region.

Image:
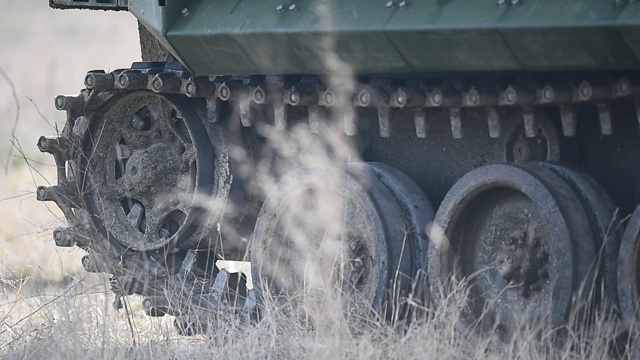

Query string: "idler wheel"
[[82, 91, 229, 251], [428, 163, 596, 340], [251, 164, 433, 320]]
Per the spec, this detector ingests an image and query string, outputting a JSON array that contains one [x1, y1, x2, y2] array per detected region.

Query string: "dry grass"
[[0, 273, 628, 359]]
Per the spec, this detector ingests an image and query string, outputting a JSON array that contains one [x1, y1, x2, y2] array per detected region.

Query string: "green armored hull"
[[130, 0, 640, 74]]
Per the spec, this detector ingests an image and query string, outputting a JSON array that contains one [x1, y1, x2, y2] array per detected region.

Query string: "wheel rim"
[[82, 91, 225, 251], [251, 165, 418, 318], [351, 162, 434, 304], [428, 163, 595, 338], [535, 162, 622, 306], [618, 203, 640, 328]]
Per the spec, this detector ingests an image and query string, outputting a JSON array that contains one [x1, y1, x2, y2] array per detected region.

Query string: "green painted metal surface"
[[130, 0, 640, 76]]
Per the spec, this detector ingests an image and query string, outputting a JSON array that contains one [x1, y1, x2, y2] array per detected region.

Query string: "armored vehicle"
[[40, 0, 640, 340]]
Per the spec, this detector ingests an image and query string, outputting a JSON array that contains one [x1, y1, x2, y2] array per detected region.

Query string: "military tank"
[[39, 0, 640, 340]]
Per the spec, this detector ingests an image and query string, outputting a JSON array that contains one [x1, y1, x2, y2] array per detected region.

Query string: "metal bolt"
[[289, 90, 300, 104], [511, 0, 520, 5], [55, 96, 65, 110], [253, 87, 265, 103], [152, 78, 164, 91], [142, 157, 150, 165], [497, 0, 507, 6], [219, 84, 230, 100], [54, 229, 64, 241], [542, 85, 555, 102], [504, 86, 517, 104], [185, 82, 196, 96], [618, 78, 631, 95], [288, 3, 297, 12], [431, 91, 443, 106], [398, 0, 407, 8], [276, 4, 285, 12], [386, 1, 395, 8], [118, 73, 129, 87], [176, 143, 186, 154], [395, 91, 406, 106], [359, 91, 370, 105], [85, 75, 95, 87], [578, 81, 592, 100], [181, 8, 189, 16], [170, 196, 180, 205], [466, 89, 479, 106], [142, 298, 152, 311], [37, 187, 47, 199], [38, 137, 49, 151], [324, 91, 335, 105]]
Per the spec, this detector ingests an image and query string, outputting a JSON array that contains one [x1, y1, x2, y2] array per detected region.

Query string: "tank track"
[[36, 61, 640, 333]]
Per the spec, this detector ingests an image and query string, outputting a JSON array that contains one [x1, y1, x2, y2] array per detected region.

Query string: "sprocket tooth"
[[84, 70, 114, 90], [53, 227, 77, 247], [115, 70, 150, 90], [151, 72, 183, 93], [54, 95, 84, 111], [185, 77, 216, 97]]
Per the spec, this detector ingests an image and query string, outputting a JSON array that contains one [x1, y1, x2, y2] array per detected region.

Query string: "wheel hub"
[[496, 227, 550, 298], [124, 143, 181, 193]]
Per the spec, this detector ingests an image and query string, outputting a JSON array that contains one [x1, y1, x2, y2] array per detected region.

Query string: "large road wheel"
[[428, 163, 596, 341], [535, 162, 622, 307], [618, 203, 640, 355], [251, 164, 433, 321]]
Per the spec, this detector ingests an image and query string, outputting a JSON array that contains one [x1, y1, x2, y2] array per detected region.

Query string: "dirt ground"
[[0, 2, 139, 280]]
